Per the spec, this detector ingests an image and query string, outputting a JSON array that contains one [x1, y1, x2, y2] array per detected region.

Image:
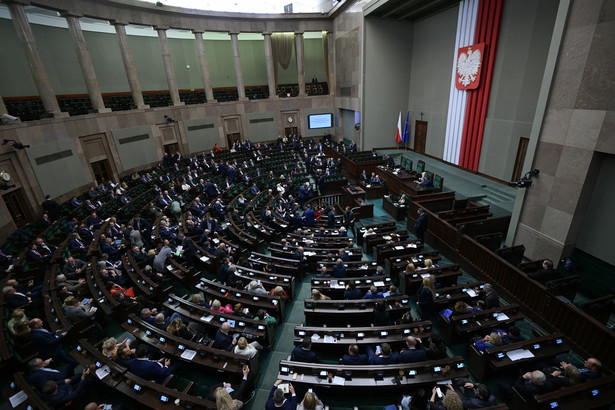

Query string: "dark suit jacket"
[[414, 213, 428, 235], [291, 346, 318, 363], [332, 265, 347, 278], [341, 354, 369, 365], [128, 358, 172, 384], [28, 367, 72, 390], [528, 269, 563, 284], [45, 379, 88, 408], [30, 329, 65, 360], [213, 329, 234, 351], [399, 348, 427, 363], [479, 290, 500, 308], [513, 376, 554, 398], [5, 292, 29, 308]]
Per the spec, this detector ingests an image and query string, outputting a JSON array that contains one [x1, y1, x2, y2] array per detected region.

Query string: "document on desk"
[[466, 289, 477, 297], [421, 273, 431, 279], [507, 349, 534, 361], [95, 364, 111, 380], [305, 251, 317, 256], [166, 265, 173, 271], [394, 246, 405, 250], [200, 255, 210, 262], [332, 376, 345, 385], [324, 335, 338, 343], [201, 315, 214, 323], [407, 243, 417, 248], [181, 349, 197, 360], [311, 333, 321, 340], [9, 390, 27, 407], [496, 312, 510, 321], [374, 281, 385, 287]]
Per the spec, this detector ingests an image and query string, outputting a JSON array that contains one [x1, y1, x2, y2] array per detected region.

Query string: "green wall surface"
[[204, 39, 237, 88], [169, 37, 202, 91], [246, 111, 278, 142], [127, 34, 168, 91], [239, 39, 268, 87], [32, 23, 87, 95], [83, 30, 130, 93], [184, 117, 221, 153], [25, 140, 89, 197], [0, 19, 37, 96], [111, 125, 159, 170]]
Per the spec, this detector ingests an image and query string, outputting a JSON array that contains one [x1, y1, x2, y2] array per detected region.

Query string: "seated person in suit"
[[213, 322, 237, 351], [209, 366, 254, 404], [340, 344, 369, 365], [399, 336, 427, 363], [366, 342, 399, 365], [64, 297, 96, 323], [452, 380, 497, 409], [332, 259, 347, 278], [477, 283, 500, 309], [509, 370, 555, 399], [315, 266, 332, 279], [560, 357, 602, 381], [344, 282, 363, 300], [546, 364, 582, 388], [3, 285, 31, 309], [373, 301, 392, 326], [359, 170, 368, 182], [27, 357, 77, 390], [128, 345, 178, 384], [266, 380, 297, 410], [41, 368, 92, 408], [362, 285, 381, 300], [291, 337, 319, 363], [527, 259, 564, 284]]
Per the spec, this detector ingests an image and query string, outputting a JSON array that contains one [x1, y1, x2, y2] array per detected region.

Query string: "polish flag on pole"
[[395, 112, 402, 143]]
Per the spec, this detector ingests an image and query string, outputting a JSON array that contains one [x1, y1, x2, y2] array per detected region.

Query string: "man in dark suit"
[[213, 322, 236, 351], [561, 358, 602, 381], [291, 338, 318, 363], [527, 259, 563, 284], [327, 209, 336, 228], [27, 357, 77, 390], [177, 233, 196, 267], [128, 345, 177, 384], [341, 344, 369, 365], [41, 368, 92, 408], [293, 246, 309, 272], [29, 318, 76, 365], [62, 256, 88, 279], [3, 286, 31, 309], [414, 208, 428, 242], [510, 370, 555, 399], [303, 205, 316, 226], [342, 206, 355, 229], [366, 343, 399, 364], [477, 283, 500, 309], [399, 336, 427, 363], [343, 282, 362, 300], [456, 381, 497, 409], [208, 366, 254, 403], [332, 259, 347, 278]]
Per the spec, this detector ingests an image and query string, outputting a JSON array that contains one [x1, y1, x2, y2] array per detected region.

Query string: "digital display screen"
[[308, 113, 333, 129]]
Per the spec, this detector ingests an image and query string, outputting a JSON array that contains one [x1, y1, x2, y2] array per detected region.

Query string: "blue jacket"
[[128, 358, 173, 384]]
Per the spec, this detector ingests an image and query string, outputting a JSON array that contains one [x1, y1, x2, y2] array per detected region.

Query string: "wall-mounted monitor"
[[308, 113, 333, 129]]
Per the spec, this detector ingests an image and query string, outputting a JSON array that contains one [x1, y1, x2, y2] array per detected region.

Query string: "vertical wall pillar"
[[112, 21, 148, 109], [63, 13, 110, 113], [327, 31, 336, 96], [193, 30, 216, 103], [6, 1, 66, 117], [295, 31, 306, 97], [156, 26, 184, 106], [263, 32, 278, 99], [0, 94, 7, 115], [230, 32, 247, 101]]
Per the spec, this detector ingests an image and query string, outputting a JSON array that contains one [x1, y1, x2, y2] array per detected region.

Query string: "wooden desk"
[[358, 181, 387, 199], [363, 229, 410, 254], [277, 356, 470, 391], [401, 181, 436, 197], [311, 275, 394, 299], [373, 239, 423, 264], [377, 166, 415, 195], [304, 295, 411, 326], [439, 304, 524, 345], [383, 195, 408, 220], [294, 322, 433, 353]]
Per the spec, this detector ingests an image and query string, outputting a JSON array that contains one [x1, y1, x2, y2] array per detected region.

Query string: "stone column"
[[6, 1, 66, 117], [327, 31, 336, 96], [263, 32, 277, 99], [63, 13, 110, 113], [230, 32, 247, 101], [193, 30, 216, 103], [112, 21, 148, 109], [156, 26, 184, 106], [295, 31, 306, 97]]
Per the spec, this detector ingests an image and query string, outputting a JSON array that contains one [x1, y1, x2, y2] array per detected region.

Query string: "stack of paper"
[[181, 349, 197, 360], [507, 349, 534, 361]]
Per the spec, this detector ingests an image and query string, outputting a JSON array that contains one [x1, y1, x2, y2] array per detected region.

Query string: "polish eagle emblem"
[[456, 43, 484, 90]]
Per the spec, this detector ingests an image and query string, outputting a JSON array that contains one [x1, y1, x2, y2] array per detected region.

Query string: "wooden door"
[[91, 159, 112, 185], [285, 127, 298, 137], [414, 121, 427, 153], [3, 189, 32, 227]]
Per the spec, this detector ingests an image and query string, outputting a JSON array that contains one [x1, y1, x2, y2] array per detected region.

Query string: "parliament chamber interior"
[[0, 0, 614, 409]]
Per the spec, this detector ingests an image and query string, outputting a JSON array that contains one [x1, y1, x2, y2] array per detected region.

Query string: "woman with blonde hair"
[[102, 337, 124, 359], [7, 308, 28, 335], [405, 263, 416, 274], [417, 276, 436, 320], [215, 386, 243, 409], [474, 331, 504, 352], [211, 299, 233, 314], [233, 336, 258, 359], [297, 390, 325, 410], [311, 289, 330, 301], [424, 259, 434, 269]]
